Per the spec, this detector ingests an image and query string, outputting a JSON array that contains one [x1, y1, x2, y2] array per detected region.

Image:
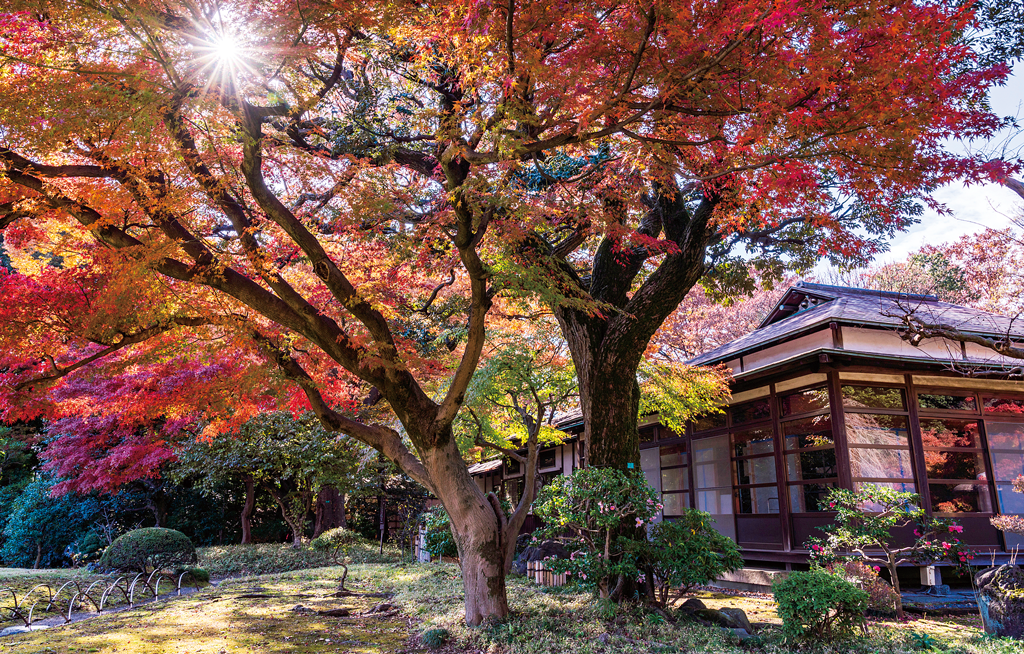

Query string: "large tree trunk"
[[313, 485, 346, 537], [420, 437, 510, 626], [136, 479, 170, 527], [554, 192, 718, 470], [240, 477, 256, 544], [557, 311, 646, 470]]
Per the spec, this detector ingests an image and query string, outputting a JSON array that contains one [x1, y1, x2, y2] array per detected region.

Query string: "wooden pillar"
[[905, 374, 931, 514], [827, 369, 853, 491], [770, 382, 792, 552]]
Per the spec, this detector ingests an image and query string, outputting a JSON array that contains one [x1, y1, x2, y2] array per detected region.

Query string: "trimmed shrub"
[[198, 542, 401, 577], [311, 527, 365, 591], [633, 510, 744, 604], [99, 528, 197, 573], [773, 568, 868, 640]]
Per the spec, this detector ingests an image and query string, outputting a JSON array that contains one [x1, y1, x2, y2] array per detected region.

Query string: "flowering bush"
[[806, 484, 974, 619], [532, 467, 659, 599], [825, 560, 899, 615]]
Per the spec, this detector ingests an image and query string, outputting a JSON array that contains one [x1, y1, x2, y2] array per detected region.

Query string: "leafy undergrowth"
[[198, 541, 404, 577], [358, 563, 1019, 654], [2, 563, 1022, 654]]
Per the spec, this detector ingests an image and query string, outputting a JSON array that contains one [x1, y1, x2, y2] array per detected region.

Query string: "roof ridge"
[[797, 281, 939, 302]]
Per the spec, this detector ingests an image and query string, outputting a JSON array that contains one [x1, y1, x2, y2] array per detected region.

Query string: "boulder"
[[720, 607, 753, 633], [722, 627, 755, 642], [693, 608, 743, 629], [975, 564, 1024, 639], [510, 539, 569, 576], [679, 598, 707, 611]]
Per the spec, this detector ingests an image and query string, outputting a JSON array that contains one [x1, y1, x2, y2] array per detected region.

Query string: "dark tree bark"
[[554, 190, 719, 469], [240, 477, 256, 544], [270, 485, 313, 548], [313, 485, 347, 538], [138, 479, 169, 527]]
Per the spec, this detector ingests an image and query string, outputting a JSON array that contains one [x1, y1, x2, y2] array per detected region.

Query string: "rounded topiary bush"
[[99, 528, 198, 573]]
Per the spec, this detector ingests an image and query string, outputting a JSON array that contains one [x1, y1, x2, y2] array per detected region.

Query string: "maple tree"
[[0, 1, 1013, 622]]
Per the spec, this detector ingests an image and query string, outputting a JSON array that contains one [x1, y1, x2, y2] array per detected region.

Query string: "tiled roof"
[[467, 459, 503, 475], [688, 282, 1024, 366]]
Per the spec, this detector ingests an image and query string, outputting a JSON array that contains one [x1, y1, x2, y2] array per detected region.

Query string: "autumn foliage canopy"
[[0, 0, 1014, 623]]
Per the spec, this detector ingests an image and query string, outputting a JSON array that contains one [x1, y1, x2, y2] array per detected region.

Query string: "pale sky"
[[879, 61, 1023, 264]]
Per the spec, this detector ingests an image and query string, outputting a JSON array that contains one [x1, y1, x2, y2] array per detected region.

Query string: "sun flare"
[[210, 34, 242, 66]]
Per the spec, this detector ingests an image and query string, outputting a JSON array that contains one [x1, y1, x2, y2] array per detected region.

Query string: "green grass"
[[1, 562, 1021, 654]]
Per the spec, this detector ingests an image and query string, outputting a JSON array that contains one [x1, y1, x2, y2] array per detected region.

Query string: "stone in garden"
[[693, 608, 743, 629], [0, 625, 50, 637], [510, 539, 569, 576], [723, 627, 755, 641], [923, 584, 951, 596], [318, 608, 351, 616], [679, 598, 707, 611], [975, 565, 1024, 639], [719, 607, 753, 633]]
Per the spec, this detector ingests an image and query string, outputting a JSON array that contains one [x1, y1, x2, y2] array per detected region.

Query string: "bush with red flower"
[[532, 468, 659, 600], [805, 484, 974, 619]]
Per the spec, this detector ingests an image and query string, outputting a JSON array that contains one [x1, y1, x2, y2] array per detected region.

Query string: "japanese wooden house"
[[471, 282, 1024, 566]]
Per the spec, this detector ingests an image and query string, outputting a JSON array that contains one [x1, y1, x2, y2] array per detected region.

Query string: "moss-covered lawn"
[[2, 562, 1021, 654], [0, 566, 410, 654]]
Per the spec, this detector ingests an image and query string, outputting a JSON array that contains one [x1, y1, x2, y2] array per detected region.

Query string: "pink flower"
[[635, 518, 644, 527], [873, 566, 881, 572], [581, 573, 587, 580], [609, 505, 617, 511], [942, 542, 951, 550], [949, 525, 963, 533], [811, 545, 821, 551], [913, 529, 921, 537]]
